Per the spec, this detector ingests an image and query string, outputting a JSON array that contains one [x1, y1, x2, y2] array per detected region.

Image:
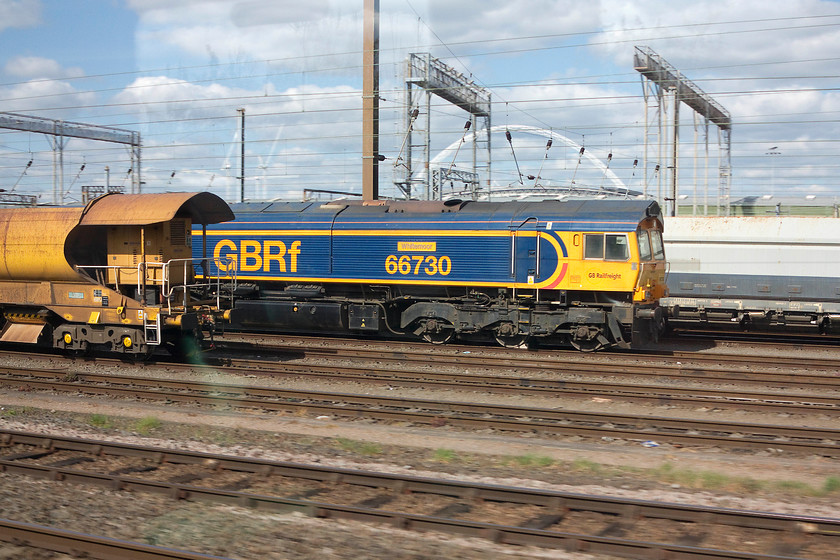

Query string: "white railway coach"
[[662, 216, 840, 332]]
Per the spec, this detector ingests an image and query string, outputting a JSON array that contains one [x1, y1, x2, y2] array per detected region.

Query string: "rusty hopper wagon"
[[0, 192, 234, 355]]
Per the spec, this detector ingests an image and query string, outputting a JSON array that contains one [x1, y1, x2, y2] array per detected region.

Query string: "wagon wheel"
[[568, 325, 605, 353], [418, 318, 455, 345]]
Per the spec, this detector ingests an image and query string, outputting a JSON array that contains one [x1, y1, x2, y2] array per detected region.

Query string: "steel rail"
[[1, 371, 839, 456], [7, 362, 840, 417], [206, 362, 840, 414], [2, 429, 838, 559], [0, 518, 231, 560], [212, 336, 840, 384], [213, 352, 840, 391], [216, 331, 840, 371]]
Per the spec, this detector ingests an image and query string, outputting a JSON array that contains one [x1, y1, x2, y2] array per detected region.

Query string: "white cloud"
[[0, 78, 95, 114], [109, 76, 364, 196], [4, 56, 84, 79], [594, 0, 840, 71], [0, 0, 41, 32]]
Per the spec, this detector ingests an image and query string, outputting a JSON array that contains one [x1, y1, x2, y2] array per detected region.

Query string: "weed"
[[335, 437, 382, 456], [512, 454, 554, 468], [0, 407, 26, 418], [433, 448, 457, 462], [88, 414, 113, 429], [134, 416, 162, 434], [571, 458, 604, 475], [823, 477, 840, 494]]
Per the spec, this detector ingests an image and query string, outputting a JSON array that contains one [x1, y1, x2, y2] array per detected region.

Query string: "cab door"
[[510, 217, 539, 284]]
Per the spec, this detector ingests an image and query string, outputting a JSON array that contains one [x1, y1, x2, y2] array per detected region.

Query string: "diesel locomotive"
[[197, 197, 668, 351], [0, 192, 234, 355]]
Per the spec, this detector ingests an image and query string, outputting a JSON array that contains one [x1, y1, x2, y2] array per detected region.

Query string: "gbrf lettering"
[[214, 239, 301, 272]]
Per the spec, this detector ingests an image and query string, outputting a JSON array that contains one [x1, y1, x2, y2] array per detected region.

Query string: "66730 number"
[[385, 254, 452, 276]]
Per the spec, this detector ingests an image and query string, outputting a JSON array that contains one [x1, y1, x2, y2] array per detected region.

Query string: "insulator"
[[411, 108, 419, 119], [527, 175, 535, 180], [463, 121, 471, 130], [546, 139, 552, 149], [170, 171, 176, 178], [80, 164, 86, 171], [632, 159, 638, 167], [25, 160, 32, 168], [505, 130, 512, 142], [579, 147, 585, 155], [607, 153, 612, 162]]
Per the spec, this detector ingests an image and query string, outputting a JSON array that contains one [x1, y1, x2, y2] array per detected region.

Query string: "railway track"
[[212, 332, 840, 376], [0, 518, 228, 560], [8, 338, 840, 417], [2, 366, 839, 456], [32, 354, 837, 417], [1, 429, 838, 559], [197, 356, 840, 416]]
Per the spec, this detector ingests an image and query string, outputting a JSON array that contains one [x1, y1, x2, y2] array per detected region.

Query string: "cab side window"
[[637, 230, 652, 261], [650, 230, 665, 260], [585, 233, 629, 260], [605, 234, 629, 260], [584, 234, 604, 259]]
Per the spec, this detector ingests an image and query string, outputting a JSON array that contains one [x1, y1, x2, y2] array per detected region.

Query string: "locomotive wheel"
[[495, 333, 530, 348], [419, 318, 454, 345], [568, 326, 604, 353]]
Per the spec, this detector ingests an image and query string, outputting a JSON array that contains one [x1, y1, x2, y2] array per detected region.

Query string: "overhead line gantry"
[[633, 46, 732, 215], [0, 112, 141, 204]]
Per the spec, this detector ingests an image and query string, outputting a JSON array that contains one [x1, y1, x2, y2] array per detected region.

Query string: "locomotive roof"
[[230, 198, 661, 226]]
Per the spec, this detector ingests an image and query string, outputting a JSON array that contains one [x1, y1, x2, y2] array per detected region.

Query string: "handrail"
[[75, 257, 237, 312]]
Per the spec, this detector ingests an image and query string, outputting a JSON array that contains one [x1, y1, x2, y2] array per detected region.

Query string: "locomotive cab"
[[633, 218, 668, 302]]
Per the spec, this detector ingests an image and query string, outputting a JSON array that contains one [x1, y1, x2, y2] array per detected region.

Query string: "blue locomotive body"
[[196, 198, 667, 350]]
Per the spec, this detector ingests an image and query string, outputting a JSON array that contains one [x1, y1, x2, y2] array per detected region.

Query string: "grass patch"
[[650, 462, 837, 496], [570, 458, 606, 475], [334, 437, 382, 456], [0, 406, 31, 418], [134, 416, 162, 435], [88, 414, 113, 429], [508, 454, 555, 468], [433, 448, 458, 463], [823, 476, 840, 494]]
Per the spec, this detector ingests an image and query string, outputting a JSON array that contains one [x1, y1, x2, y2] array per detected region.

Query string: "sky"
[[1, 0, 840, 212]]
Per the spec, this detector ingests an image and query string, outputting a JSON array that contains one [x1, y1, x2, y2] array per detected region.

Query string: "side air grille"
[[170, 220, 187, 246]]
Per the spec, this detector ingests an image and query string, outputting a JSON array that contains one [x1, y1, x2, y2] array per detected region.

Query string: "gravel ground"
[[1, 342, 840, 559]]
